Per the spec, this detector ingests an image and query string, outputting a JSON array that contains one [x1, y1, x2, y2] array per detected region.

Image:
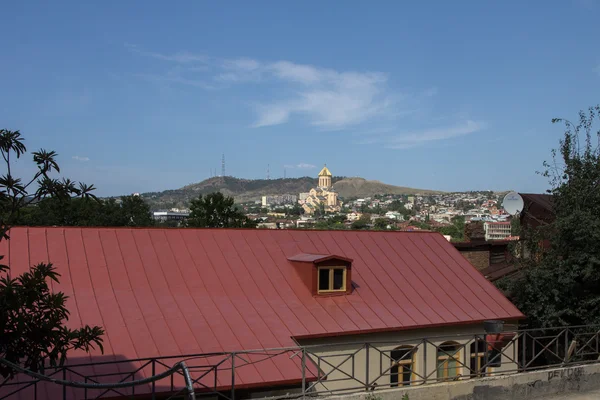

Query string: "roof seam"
[[329, 232, 405, 327], [322, 231, 383, 330], [380, 233, 461, 322], [259, 230, 349, 333], [417, 234, 496, 319], [403, 233, 470, 321], [352, 232, 422, 326], [368, 233, 444, 323], [239, 230, 315, 336], [156, 229, 206, 354], [129, 229, 183, 357], [297, 232, 368, 331]]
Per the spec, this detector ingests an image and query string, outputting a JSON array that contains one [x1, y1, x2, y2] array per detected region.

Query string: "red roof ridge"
[[8, 225, 447, 234]]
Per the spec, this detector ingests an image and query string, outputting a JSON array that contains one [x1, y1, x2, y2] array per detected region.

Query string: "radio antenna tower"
[[221, 154, 225, 177], [267, 164, 270, 180], [284, 167, 286, 179]]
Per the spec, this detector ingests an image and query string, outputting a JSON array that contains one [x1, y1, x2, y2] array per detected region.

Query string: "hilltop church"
[[301, 165, 342, 214]]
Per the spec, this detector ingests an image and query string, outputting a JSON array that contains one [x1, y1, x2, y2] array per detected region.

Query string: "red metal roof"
[[1, 227, 523, 398]]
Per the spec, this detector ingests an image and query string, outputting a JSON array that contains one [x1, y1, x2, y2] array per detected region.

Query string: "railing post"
[[521, 332, 527, 371], [84, 376, 88, 399], [423, 339, 427, 384], [231, 352, 236, 400], [301, 348, 306, 399], [151, 359, 156, 400], [62, 368, 67, 400], [564, 329, 569, 364], [364, 343, 369, 391]]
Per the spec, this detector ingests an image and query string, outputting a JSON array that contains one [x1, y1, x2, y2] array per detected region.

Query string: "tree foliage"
[[187, 192, 257, 228], [373, 218, 390, 230], [497, 106, 600, 328], [0, 129, 104, 379], [351, 215, 370, 230], [0, 262, 104, 378], [437, 215, 466, 241], [14, 195, 153, 227]]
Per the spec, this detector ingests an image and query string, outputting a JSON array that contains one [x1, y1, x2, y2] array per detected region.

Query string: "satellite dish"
[[502, 191, 524, 215]]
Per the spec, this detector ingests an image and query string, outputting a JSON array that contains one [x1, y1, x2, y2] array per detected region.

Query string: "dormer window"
[[288, 253, 353, 296], [318, 266, 346, 293]]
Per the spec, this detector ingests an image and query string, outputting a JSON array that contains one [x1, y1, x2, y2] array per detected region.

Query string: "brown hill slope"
[[140, 176, 442, 210], [333, 177, 442, 198]]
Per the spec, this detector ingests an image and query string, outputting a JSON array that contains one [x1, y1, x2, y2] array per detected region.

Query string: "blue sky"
[[1, 1, 599, 196]]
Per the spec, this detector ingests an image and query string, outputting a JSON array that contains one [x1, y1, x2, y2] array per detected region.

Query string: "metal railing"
[[1, 325, 600, 399]]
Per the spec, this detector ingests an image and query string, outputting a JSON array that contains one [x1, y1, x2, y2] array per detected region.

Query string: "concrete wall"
[[296, 325, 519, 394], [312, 363, 600, 400]]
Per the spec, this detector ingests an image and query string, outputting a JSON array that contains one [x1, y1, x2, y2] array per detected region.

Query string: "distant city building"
[[299, 192, 310, 201], [301, 165, 342, 214], [385, 211, 405, 221], [261, 194, 298, 207], [484, 221, 512, 241], [295, 215, 316, 228], [152, 210, 190, 222], [346, 212, 362, 222]]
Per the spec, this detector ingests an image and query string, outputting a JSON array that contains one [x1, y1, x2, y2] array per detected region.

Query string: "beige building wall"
[[296, 324, 519, 394]]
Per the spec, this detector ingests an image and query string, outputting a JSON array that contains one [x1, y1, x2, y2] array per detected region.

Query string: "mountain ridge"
[[140, 176, 443, 210]]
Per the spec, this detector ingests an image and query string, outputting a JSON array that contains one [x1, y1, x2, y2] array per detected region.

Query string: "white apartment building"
[[484, 221, 512, 240]]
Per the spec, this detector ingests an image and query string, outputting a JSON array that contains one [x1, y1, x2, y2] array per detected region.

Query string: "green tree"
[[119, 195, 153, 226], [371, 204, 383, 215], [373, 218, 389, 230], [511, 216, 521, 237], [351, 215, 370, 230], [187, 192, 257, 228], [388, 200, 412, 218], [0, 129, 104, 379], [13, 195, 153, 227], [497, 106, 600, 328], [438, 215, 466, 241]]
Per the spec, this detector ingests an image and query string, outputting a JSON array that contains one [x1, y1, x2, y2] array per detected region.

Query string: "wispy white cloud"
[[252, 65, 392, 129], [126, 43, 210, 64], [72, 155, 90, 162], [128, 45, 396, 130], [385, 120, 484, 149], [128, 46, 483, 148], [284, 163, 317, 169]]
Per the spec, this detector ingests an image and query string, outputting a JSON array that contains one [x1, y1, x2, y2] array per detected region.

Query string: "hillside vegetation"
[[140, 176, 442, 210]]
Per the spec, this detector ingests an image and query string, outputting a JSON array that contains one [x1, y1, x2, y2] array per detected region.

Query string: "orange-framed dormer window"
[[317, 266, 346, 293]]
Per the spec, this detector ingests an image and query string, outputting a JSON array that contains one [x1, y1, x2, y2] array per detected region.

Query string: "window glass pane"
[[319, 268, 330, 291], [489, 348, 502, 367], [333, 269, 344, 290], [436, 360, 445, 379], [390, 364, 399, 387], [401, 365, 412, 385], [447, 358, 458, 377]]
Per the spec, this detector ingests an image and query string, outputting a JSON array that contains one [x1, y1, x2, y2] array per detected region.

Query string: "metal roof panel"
[[2, 227, 524, 398]]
